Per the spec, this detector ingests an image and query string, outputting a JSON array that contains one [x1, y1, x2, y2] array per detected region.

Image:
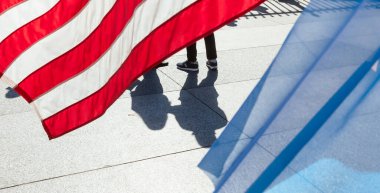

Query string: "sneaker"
[[177, 61, 199, 72], [206, 60, 218, 70]]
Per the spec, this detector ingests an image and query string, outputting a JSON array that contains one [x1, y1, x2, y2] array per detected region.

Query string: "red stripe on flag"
[[0, 0, 24, 15], [41, 0, 265, 139], [0, 0, 89, 76], [16, 0, 141, 102]]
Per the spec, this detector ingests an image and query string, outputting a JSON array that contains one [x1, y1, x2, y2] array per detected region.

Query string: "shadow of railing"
[[239, 0, 377, 19], [243, 0, 308, 19]]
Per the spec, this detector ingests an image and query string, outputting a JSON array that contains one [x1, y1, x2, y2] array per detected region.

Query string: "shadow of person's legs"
[[172, 71, 227, 147], [196, 71, 227, 146], [5, 87, 19, 99], [130, 69, 170, 130], [198, 70, 227, 120]]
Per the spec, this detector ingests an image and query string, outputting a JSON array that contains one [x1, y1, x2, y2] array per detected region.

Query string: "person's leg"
[[177, 42, 199, 72], [204, 33, 217, 61], [204, 33, 217, 70], [186, 42, 198, 62]]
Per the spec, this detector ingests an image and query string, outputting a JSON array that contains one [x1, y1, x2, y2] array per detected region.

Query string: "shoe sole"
[[177, 66, 199, 72], [207, 64, 218, 70]]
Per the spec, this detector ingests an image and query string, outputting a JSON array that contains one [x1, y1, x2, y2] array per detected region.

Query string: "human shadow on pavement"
[[130, 69, 170, 130], [173, 71, 227, 147], [5, 87, 19, 99], [130, 69, 227, 147]]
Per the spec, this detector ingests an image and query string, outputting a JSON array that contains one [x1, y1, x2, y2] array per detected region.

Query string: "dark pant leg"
[[204, 33, 217, 60], [187, 43, 197, 62]]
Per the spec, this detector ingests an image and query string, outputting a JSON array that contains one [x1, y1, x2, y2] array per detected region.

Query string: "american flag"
[[0, 0, 264, 139]]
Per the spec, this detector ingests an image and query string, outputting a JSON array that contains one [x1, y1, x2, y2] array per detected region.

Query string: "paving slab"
[[266, 13, 302, 25], [292, 112, 380, 190], [220, 0, 307, 29], [230, 64, 358, 137], [121, 68, 182, 98], [216, 143, 321, 193], [329, 65, 380, 117], [215, 26, 290, 55], [172, 24, 292, 56], [257, 110, 380, 193], [222, 17, 282, 29], [0, 148, 215, 193], [0, 90, 230, 189], [161, 46, 280, 89], [186, 63, 357, 145], [264, 172, 323, 193], [0, 82, 31, 116], [236, 0, 306, 25], [188, 80, 259, 120]]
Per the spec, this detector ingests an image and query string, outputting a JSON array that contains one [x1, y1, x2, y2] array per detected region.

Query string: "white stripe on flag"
[[0, 0, 59, 43], [4, 0, 117, 84], [33, 0, 197, 119]]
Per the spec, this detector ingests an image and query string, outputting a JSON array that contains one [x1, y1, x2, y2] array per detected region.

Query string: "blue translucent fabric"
[[199, 0, 380, 192]]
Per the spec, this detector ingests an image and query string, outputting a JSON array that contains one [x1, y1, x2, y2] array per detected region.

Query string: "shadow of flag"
[[199, 0, 380, 192]]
